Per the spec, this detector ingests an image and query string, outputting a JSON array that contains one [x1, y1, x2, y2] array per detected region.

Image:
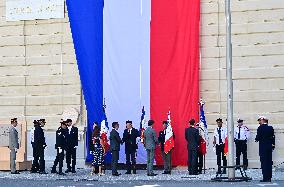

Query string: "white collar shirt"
[[234, 125, 250, 140], [214, 127, 227, 145]]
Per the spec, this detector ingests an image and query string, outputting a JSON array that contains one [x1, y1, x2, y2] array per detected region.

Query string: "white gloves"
[[58, 147, 62, 153], [74, 146, 78, 149]]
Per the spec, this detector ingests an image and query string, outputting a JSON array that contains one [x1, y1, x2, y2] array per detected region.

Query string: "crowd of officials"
[[8, 115, 275, 182]]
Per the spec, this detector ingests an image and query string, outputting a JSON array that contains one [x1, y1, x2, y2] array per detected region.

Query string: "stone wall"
[[200, 0, 284, 125]]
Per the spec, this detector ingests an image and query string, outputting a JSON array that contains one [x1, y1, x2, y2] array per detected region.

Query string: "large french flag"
[[67, 0, 200, 166]]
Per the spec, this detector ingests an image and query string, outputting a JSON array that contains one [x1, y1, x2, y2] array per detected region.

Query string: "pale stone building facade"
[[0, 0, 283, 166]]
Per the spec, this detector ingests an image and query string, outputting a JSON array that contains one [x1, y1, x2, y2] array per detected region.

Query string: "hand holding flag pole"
[[164, 107, 174, 154]]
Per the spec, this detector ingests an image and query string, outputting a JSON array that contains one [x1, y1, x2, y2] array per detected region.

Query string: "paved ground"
[[0, 178, 283, 187], [1, 161, 284, 187]]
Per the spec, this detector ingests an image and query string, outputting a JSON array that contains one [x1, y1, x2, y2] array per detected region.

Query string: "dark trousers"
[[260, 150, 273, 180], [197, 151, 203, 173], [32, 146, 45, 172], [216, 144, 227, 171], [126, 151, 136, 172], [31, 145, 39, 172], [111, 150, 119, 174], [235, 140, 248, 167], [66, 147, 76, 171], [162, 150, 172, 173], [188, 148, 198, 174], [52, 149, 64, 173]]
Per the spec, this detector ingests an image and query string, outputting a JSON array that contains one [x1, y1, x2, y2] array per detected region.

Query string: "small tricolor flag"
[[140, 106, 146, 144], [164, 109, 175, 154], [198, 99, 208, 155], [100, 99, 110, 154]]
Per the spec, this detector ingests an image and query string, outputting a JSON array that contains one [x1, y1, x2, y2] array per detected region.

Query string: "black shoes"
[[11, 171, 20, 174], [260, 179, 271, 182], [147, 173, 157, 176], [51, 170, 57, 174], [112, 173, 121, 176], [162, 171, 171, 174], [125, 171, 131, 174], [58, 172, 66, 175], [72, 170, 76, 173], [65, 169, 71, 173]]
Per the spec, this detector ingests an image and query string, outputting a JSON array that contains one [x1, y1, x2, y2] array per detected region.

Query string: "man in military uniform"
[[234, 118, 250, 170], [30, 120, 39, 173], [31, 119, 47, 174], [185, 119, 199, 175], [51, 121, 68, 175], [213, 118, 227, 174], [158, 121, 175, 174], [65, 119, 78, 173], [9, 118, 20, 174], [255, 116, 275, 182], [110, 122, 123, 176], [122, 120, 140, 174]]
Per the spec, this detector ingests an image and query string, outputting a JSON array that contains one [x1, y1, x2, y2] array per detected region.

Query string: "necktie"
[[238, 127, 241, 140], [218, 128, 222, 144]]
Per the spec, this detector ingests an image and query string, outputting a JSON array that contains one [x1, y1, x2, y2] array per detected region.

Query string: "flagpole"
[[203, 155, 206, 174], [225, 0, 235, 180]]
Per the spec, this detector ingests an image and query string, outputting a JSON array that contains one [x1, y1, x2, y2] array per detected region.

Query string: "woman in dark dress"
[[91, 125, 105, 175]]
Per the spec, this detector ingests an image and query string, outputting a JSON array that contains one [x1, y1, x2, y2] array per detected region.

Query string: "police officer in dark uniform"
[[122, 120, 140, 174], [255, 116, 275, 182], [65, 119, 78, 173], [51, 121, 68, 175], [32, 119, 47, 174], [30, 120, 39, 173], [185, 119, 199, 175]]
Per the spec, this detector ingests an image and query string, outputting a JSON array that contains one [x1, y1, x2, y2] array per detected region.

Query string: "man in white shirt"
[[213, 118, 227, 174], [234, 118, 250, 170]]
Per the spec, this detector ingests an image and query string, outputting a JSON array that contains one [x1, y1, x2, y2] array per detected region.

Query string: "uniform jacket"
[[66, 126, 78, 149], [110, 129, 122, 151], [33, 125, 46, 148], [9, 126, 19, 149], [255, 124, 275, 155], [185, 126, 199, 150], [122, 128, 140, 153], [144, 127, 158, 150], [55, 127, 67, 149]]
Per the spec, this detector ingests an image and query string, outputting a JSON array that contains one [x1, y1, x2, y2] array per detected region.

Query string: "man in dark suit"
[[110, 122, 123, 176], [51, 121, 68, 175], [122, 120, 140, 174], [31, 119, 47, 174], [185, 119, 199, 175], [158, 121, 175, 174], [9, 118, 20, 174], [255, 116, 275, 182], [65, 119, 78, 173]]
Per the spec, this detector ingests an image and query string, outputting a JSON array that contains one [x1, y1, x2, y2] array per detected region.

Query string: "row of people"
[[29, 119, 78, 175], [8, 116, 275, 182], [212, 116, 275, 182]]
